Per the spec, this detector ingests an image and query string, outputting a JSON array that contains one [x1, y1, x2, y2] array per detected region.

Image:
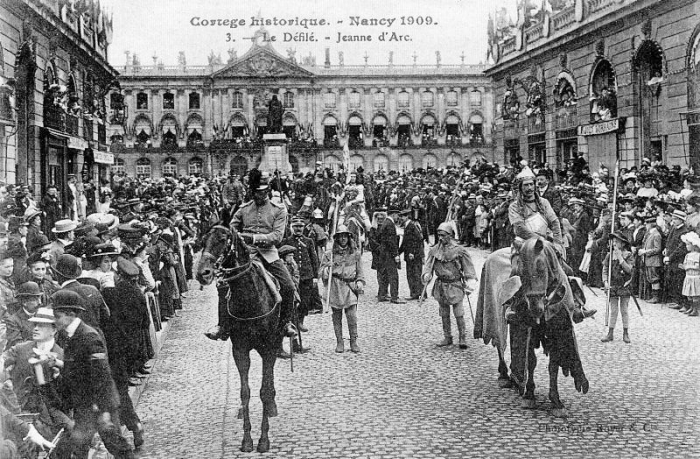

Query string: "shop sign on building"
[[94, 150, 114, 164], [577, 118, 625, 136], [67, 136, 89, 150]]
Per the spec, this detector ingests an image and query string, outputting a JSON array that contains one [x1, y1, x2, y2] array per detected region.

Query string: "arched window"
[[112, 158, 126, 175], [162, 158, 178, 176], [348, 91, 361, 109], [324, 155, 341, 172], [468, 113, 484, 145], [589, 59, 618, 122], [373, 154, 389, 172], [136, 92, 148, 110], [162, 92, 174, 110], [135, 158, 151, 177], [350, 155, 364, 172], [423, 153, 437, 169], [398, 154, 413, 173], [230, 155, 248, 177], [232, 92, 244, 109], [324, 92, 336, 109], [421, 91, 434, 108], [373, 92, 385, 108], [447, 152, 462, 167], [188, 157, 203, 175], [283, 91, 294, 108], [189, 92, 200, 110], [398, 91, 410, 108], [446, 90, 459, 107], [470, 90, 482, 106]]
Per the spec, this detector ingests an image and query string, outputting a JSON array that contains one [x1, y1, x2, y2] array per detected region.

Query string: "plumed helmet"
[[437, 222, 456, 237], [248, 168, 269, 192]]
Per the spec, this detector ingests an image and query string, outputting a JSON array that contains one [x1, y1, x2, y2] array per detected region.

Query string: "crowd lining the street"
[[1, 150, 699, 457]]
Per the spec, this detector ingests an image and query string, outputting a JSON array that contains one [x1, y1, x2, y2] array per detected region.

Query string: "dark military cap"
[[278, 245, 297, 258], [89, 242, 119, 258]]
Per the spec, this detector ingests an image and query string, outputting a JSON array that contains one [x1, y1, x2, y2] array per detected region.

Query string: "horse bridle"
[[201, 224, 237, 274]]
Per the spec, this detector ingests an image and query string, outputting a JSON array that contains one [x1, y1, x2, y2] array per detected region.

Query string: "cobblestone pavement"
[[135, 248, 700, 458]]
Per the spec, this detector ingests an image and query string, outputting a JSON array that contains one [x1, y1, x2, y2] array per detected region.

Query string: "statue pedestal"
[[259, 133, 291, 173]]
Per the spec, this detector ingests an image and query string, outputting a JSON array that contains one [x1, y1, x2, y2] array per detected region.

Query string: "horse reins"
[[203, 224, 280, 322]]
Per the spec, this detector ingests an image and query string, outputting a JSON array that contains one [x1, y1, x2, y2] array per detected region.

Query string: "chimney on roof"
[[324, 48, 331, 68]]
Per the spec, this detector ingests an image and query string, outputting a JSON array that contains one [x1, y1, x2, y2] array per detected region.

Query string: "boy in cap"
[[639, 215, 663, 303], [4, 281, 43, 350]]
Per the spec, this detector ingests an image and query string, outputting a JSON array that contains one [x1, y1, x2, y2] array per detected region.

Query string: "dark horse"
[[196, 223, 283, 452], [475, 237, 589, 417]]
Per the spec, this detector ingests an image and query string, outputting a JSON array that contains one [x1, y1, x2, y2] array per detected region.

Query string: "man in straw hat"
[[48, 219, 77, 268], [2, 307, 72, 437], [49, 290, 135, 459]]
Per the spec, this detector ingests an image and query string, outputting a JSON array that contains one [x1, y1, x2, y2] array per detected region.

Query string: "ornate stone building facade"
[[0, 0, 117, 205], [110, 38, 494, 179], [486, 0, 700, 171]]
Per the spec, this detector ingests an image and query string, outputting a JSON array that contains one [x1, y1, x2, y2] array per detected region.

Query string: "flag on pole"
[[343, 141, 351, 184]]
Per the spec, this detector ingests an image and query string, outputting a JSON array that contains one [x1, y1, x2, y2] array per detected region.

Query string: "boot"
[[600, 328, 614, 342], [332, 312, 344, 353], [679, 305, 691, 313], [437, 316, 453, 347], [133, 423, 145, 449], [622, 328, 631, 344], [347, 310, 361, 353], [648, 293, 660, 304], [204, 325, 230, 341], [456, 317, 468, 349], [688, 305, 699, 317]]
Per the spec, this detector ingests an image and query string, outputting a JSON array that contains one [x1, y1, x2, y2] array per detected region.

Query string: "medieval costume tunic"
[[508, 196, 562, 250], [320, 242, 364, 310], [423, 240, 476, 308]]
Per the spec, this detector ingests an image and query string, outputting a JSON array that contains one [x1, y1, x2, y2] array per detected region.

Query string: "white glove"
[[24, 424, 55, 450], [465, 278, 478, 293]]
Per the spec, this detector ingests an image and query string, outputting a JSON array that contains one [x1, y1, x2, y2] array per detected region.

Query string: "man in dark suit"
[[536, 169, 563, 215], [663, 209, 689, 307], [377, 209, 404, 303], [282, 216, 320, 348], [51, 290, 134, 459], [53, 254, 110, 333], [399, 209, 425, 300], [102, 258, 147, 449]]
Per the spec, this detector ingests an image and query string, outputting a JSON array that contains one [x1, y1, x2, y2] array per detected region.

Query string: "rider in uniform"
[[205, 169, 297, 354]]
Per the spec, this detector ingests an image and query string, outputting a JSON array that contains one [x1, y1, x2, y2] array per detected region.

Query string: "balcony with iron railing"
[[66, 115, 79, 136], [44, 104, 65, 131]]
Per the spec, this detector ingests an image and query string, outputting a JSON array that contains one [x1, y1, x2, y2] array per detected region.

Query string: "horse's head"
[[518, 237, 559, 322], [196, 224, 230, 286]]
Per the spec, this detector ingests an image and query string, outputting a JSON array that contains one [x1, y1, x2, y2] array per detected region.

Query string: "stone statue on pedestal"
[[267, 95, 283, 134]]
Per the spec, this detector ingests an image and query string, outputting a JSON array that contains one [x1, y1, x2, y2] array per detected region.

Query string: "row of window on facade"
[[122, 110, 485, 148], [113, 151, 464, 178], [125, 89, 484, 112]]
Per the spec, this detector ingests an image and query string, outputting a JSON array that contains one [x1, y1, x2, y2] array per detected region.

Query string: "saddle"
[[223, 260, 282, 318]]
